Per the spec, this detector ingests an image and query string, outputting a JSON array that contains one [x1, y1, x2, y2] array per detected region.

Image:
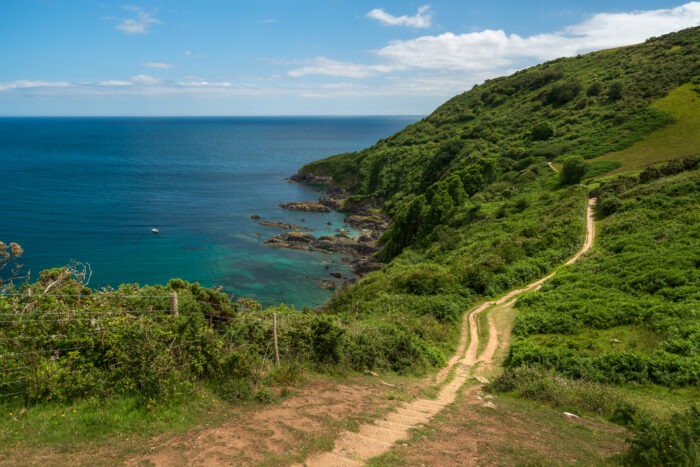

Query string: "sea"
[[0, 116, 419, 308]]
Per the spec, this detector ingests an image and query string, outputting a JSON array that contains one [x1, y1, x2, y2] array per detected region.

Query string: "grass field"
[[591, 84, 700, 174]]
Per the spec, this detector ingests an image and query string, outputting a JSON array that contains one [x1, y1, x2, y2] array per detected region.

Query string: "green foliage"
[[560, 155, 589, 185], [508, 165, 700, 388], [311, 317, 344, 364], [599, 194, 623, 216], [623, 406, 700, 466], [607, 81, 624, 101], [543, 79, 583, 106], [531, 122, 555, 141]]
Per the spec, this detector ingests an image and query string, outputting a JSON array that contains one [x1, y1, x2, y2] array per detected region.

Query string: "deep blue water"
[[0, 117, 418, 307]]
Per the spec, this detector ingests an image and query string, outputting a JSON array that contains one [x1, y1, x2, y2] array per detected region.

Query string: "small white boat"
[[151, 228, 160, 234]]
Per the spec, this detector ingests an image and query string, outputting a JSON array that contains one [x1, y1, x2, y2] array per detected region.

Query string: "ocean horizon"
[[0, 116, 420, 307]]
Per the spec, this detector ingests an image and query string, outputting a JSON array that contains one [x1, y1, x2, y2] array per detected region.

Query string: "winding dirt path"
[[302, 198, 596, 466]]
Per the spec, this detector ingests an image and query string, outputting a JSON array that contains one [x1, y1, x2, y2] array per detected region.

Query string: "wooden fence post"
[[273, 312, 280, 365], [170, 292, 178, 316]]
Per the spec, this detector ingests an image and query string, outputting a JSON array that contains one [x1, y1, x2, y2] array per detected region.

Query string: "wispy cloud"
[[144, 61, 173, 69], [367, 5, 432, 28], [114, 5, 160, 35], [0, 80, 72, 92], [288, 57, 399, 78], [0, 75, 245, 97]]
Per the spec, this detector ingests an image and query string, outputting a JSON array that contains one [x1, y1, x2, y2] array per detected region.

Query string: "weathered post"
[[273, 312, 280, 365], [170, 292, 178, 316]]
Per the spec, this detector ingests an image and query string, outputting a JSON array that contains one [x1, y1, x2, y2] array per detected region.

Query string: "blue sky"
[[1, 1, 698, 115]]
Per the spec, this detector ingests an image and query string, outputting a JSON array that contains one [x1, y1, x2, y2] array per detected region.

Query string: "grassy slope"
[[591, 83, 700, 174]]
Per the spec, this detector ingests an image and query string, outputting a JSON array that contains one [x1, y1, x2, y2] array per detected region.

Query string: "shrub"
[[311, 317, 345, 364], [599, 195, 622, 216], [531, 122, 555, 141], [586, 82, 603, 97], [560, 155, 589, 185], [607, 81, 624, 101], [395, 268, 452, 295], [544, 80, 583, 105], [623, 406, 700, 466]]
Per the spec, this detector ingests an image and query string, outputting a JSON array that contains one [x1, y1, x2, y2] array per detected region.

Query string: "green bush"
[[531, 122, 555, 141], [599, 195, 622, 216], [560, 155, 589, 185], [623, 406, 700, 466]]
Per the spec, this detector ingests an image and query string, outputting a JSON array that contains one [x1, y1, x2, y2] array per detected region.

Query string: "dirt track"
[[302, 198, 596, 466]]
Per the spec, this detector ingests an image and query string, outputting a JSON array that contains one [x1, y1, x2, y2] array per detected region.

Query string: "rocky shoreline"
[[259, 171, 390, 288]]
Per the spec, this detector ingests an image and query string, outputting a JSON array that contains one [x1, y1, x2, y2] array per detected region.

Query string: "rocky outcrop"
[[259, 221, 315, 231], [319, 197, 344, 211], [279, 202, 331, 213], [272, 174, 392, 283], [265, 231, 380, 257], [289, 172, 333, 185], [345, 212, 390, 235]]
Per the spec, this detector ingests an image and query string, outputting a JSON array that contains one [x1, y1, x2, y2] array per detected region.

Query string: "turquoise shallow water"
[[0, 116, 419, 307]]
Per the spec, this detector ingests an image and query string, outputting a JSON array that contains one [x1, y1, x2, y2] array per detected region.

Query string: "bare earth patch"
[[127, 377, 403, 466]]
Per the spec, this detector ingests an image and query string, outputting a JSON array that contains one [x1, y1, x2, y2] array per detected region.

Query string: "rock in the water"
[[259, 221, 314, 231], [279, 201, 330, 213], [289, 172, 333, 185], [315, 279, 337, 290], [329, 271, 342, 279], [250, 214, 261, 219]]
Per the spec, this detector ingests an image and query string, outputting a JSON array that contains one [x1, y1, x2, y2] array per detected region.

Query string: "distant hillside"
[[301, 26, 698, 209]]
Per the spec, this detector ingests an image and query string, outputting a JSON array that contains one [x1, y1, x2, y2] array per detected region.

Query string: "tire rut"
[[301, 198, 596, 466]]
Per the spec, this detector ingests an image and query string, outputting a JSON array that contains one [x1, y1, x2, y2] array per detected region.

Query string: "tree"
[[560, 155, 588, 185]]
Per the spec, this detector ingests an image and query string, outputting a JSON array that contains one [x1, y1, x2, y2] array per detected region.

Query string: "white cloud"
[[367, 4, 432, 28], [130, 74, 163, 85], [377, 2, 700, 70], [293, 1, 700, 82], [144, 62, 173, 69], [114, 6, 160, 35]]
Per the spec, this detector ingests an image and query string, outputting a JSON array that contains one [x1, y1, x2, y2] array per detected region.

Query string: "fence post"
[[170, 292, 178, 316], [273, 312, 280, 365]]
